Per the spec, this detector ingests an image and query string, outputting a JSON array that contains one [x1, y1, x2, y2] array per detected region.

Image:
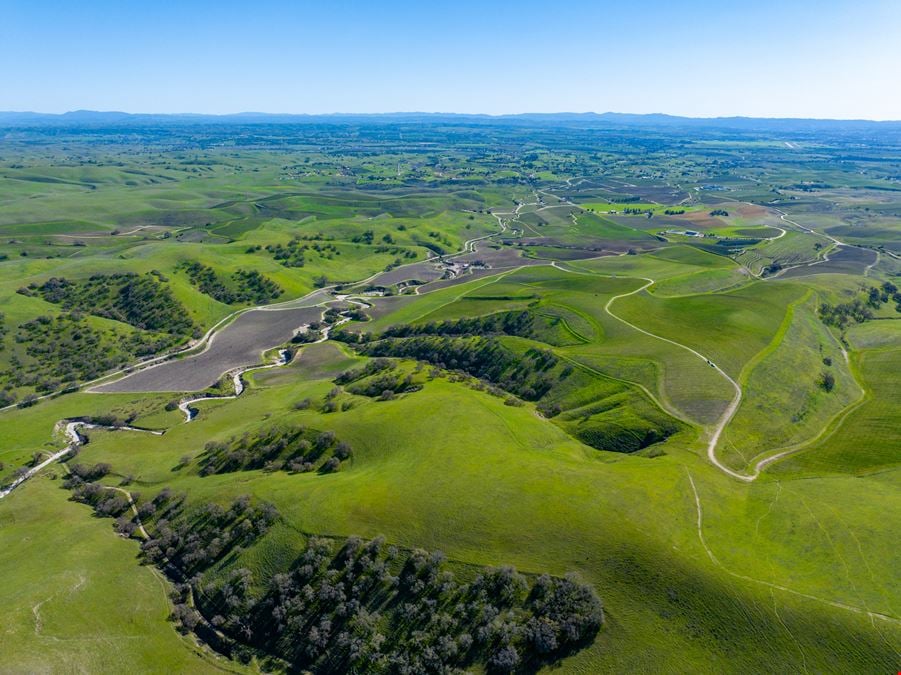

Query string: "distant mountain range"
[[1, 110, 899, 132]]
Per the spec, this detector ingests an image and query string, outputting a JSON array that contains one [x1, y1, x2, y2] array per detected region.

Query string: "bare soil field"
[[628, 185, 689, 203], [456, 246, 542, 268], [576, 181, 688, 204], [94, 305, 324, 392], [663, 212, 725, 230], [780, 245, 877, 278], [412, 267, 505, 293], [733, 226, 782, 238], [519, 244, 615, 260], [369, 260, 445, 286], [516, 233, 662, 253]]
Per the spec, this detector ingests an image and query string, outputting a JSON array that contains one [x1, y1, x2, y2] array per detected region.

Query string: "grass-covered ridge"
[[22, 272, 197, 337], [65, 463, 605, 672], [340, 306, 687, 454]]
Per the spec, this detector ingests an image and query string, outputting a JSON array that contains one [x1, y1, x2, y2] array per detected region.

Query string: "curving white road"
[[0, 422, 163, 500], [177, 297, 371, 422], [177, 350, 290, 422], [541, 195, 880, 481], [551, 261, 751, 481]]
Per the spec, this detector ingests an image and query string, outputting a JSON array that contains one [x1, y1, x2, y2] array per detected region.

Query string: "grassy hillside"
[[10, 347, 896, 672], [0, 477, 228, 673]]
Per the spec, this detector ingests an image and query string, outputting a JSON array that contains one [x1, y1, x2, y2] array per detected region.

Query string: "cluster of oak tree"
[[21, 272, 196, 337], [205, 536, 603, 673], [179, 261, 282, 305], [357, 335, 562, 402], [819, 282, 899, 329], [198, 424, 352, 476], [333, 310, 564, 402], [64, 471, 604, 673]]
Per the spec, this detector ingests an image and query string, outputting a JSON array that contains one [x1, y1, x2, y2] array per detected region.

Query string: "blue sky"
[[2, 0, 899, 119]]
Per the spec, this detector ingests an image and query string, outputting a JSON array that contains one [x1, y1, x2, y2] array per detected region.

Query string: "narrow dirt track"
[[550, 261, 750, 481], [685, 469, 901, 626], [0, 422, 163, 500]]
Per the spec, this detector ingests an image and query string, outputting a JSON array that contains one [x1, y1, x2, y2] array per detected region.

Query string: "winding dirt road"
[[550, 261, 750, 480], [551, 257, 868, 482], [0, 422, 163, 500], [177, 350, 290, 422]]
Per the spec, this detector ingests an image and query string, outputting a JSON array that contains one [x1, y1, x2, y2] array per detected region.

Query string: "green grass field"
[[0, 122, 899, 673], [19, 344, 896, 672], [0, 477, 231, 673]]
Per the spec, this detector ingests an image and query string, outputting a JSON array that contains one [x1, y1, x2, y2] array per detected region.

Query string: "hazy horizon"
[[2, 109, 900, 123], [3, 0, 900, 120]]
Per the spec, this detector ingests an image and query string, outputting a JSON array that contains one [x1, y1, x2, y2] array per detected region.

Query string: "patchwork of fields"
[[0, 120, 898, 673]]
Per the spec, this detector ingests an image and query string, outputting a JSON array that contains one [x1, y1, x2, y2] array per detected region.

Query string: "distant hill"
[[1, 110, 899, 133]]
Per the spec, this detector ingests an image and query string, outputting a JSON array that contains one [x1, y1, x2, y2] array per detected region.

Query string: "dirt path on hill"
[[550, 261, 750, 481], [0, 422, 163, 500], [685, 469, 901, 626]]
